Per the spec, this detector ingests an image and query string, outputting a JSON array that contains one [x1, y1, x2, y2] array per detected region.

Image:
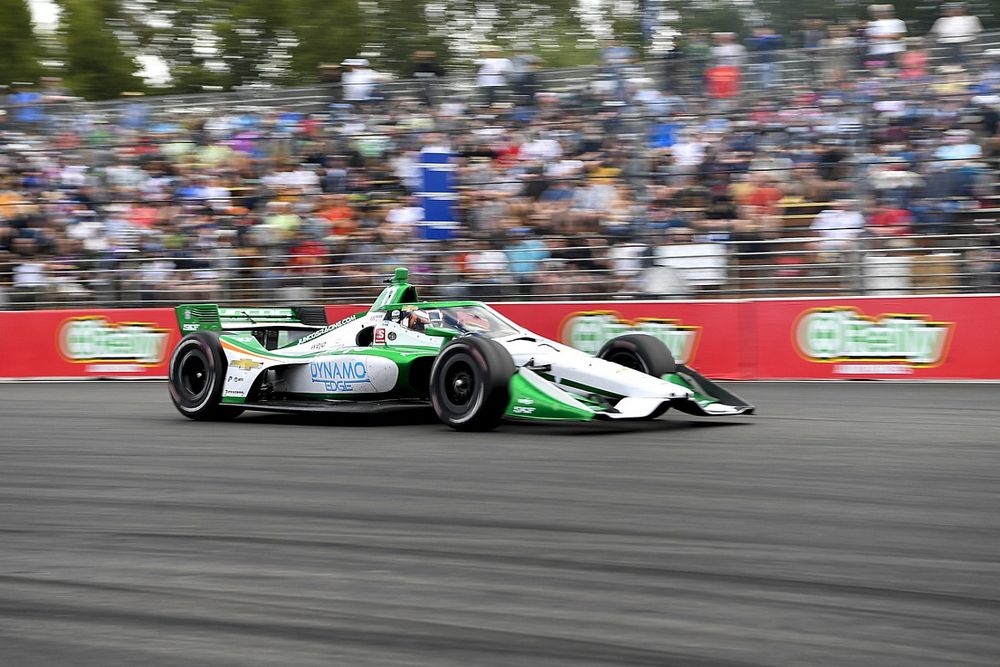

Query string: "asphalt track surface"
[[0, 382, 998, 666]]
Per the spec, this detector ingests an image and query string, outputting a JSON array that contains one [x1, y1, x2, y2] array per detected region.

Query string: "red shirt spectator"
[[869, 207, 913, 236]]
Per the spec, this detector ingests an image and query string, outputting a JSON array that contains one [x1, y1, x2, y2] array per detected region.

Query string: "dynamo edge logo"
[[795, 307, 953, 367], [562, 311, 699, 364], [310, 359, 371, 392]]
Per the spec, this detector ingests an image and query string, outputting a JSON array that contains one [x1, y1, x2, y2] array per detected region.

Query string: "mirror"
[[424, 326, 458, 341]]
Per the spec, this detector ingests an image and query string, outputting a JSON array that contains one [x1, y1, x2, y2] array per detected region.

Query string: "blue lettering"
[[309, 360, 369, 391]]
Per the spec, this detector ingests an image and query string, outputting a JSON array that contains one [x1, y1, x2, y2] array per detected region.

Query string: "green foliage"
[[0, 0, 42, 86], [291, 0, 366, 78], [216, 0, 296, 87], [60, 0, 141, 99]]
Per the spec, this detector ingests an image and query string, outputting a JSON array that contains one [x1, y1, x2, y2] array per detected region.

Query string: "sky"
[[28, 0, 58, 31]]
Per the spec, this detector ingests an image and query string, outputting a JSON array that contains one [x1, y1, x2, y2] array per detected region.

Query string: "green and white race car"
[[168, 268, 753, 430]]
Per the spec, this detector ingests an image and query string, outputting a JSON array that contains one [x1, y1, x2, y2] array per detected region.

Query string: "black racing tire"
[[598, 333, 676, 377], [168, 332, 245, 421], [430, 336, 515, 432]]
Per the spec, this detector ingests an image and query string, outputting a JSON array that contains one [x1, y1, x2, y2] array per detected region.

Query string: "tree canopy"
[[0, 0, 997, 99]]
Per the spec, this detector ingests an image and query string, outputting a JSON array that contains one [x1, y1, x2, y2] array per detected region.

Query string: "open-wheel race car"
[[168, 268, 753, 431]]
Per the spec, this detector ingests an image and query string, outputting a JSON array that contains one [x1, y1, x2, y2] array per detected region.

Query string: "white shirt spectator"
[[13, 261, 47, 287], [713, 42, 746, 67], [931, 13, 982, 43], [867, 18, 907, 55], [468, 249, 509, 274], [520, 137, 562, 162], [672, 139, 707, 167], [811, 207, 866, 250], [476, 57, 512, 88], [203, 184, 232, 211], [343, 65, 379, 102], [609, 243, 648, 278], [386, 205, 424, 226]]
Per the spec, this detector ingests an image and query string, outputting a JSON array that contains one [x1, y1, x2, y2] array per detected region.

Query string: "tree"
[[216, 0, 297, 87], [291, 0, 366, 79], [60, 0, 140, 99], [0, 0, 42, 86]]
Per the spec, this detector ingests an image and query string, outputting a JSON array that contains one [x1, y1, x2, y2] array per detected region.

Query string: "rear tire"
[[168, 332, 245, 421], [598, 334, 676, 377], [430, 336, 514, 431]]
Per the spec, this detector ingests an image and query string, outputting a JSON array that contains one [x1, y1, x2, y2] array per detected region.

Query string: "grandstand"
[[2, 30, 999, 308]]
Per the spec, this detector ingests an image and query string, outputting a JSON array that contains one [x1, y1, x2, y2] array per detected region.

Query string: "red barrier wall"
[[2, 296, 999, 379], [0, 309, 182, 379]]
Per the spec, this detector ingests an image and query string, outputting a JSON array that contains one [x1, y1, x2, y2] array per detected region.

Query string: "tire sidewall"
[[430, 337, 513, 430], [168, 333, 227, 418]]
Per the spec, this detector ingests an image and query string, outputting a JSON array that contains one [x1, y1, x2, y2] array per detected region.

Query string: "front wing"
[[504, 365, 754, 422]]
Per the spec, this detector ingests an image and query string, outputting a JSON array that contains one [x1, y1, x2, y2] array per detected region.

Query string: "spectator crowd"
[[1, 2, 999, 308]]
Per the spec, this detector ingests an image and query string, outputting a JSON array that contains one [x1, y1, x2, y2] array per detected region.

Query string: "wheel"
[[168, 332, 245, 421], [597, 333, 676, 377], [430, 336, 515, 431]]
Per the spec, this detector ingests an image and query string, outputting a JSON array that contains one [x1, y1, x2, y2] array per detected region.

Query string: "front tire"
[[430, 336, 514, 431], [598, 334, 676, 377], [168, 332, 244, 421]]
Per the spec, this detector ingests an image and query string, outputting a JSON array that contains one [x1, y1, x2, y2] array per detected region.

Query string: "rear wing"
[[176, 304, 328, 333]]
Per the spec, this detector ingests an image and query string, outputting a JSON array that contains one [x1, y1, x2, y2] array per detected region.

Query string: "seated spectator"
[[810, 200, 866, 251]]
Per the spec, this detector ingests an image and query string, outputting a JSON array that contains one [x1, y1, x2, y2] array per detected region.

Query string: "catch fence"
[[3, 226, 997, 310]]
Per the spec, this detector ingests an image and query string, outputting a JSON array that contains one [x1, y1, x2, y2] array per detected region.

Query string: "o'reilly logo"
[[562, 311, 699, 363], [795, 307, 953, 366], [59, 317, 171, 364]]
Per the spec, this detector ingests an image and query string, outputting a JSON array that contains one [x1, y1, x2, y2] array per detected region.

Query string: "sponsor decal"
[[296, 313, 361, 345], [310, 359, 371, 392], [561, 311, 699, 363], [512, 398, 536, 415], [59, 316, 170, 365], [374, 328, 386, 344], [388, 332, 397, 341], [230, 358, 263, 371], [181, 323, 200, 332], [794, 307, 954, 367]]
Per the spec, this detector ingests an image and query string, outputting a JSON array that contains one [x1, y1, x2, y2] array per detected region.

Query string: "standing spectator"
[[929, 3, 982, 66], [600, 39, 637, 102], [683, 30, 712, 93], [822, 25, 857, 83], [865, 5, 907, 69], [749, 26, 785, 90], [475, 46, 512, 107], [341, 59, 380, 105], [900, 38, 929, 80], [707, 33, 745, 103], [510, 50, 542, 107], [409, 51, 445, 107], [505, 227, 549, 295]]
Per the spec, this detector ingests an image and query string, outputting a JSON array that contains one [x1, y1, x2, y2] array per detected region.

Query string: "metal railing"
[[2, 228, 997, 310]]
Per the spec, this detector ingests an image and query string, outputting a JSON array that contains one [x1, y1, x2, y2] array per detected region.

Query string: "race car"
[[168, 268, 753, 430]]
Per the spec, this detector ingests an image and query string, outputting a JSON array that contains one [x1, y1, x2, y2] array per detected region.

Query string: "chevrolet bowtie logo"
[[230, 358, 263, 371]]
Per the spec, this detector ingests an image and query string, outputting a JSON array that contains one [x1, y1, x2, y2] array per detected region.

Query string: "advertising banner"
[[752, 296, 1000, 380], [0, 309, 181, 379], [2, 296, 999, 380]]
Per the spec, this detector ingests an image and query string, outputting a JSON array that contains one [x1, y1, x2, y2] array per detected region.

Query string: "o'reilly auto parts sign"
[[59, 316, 171, 365], [795, 307, 953, 368], [562, 311, 699, 364]]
